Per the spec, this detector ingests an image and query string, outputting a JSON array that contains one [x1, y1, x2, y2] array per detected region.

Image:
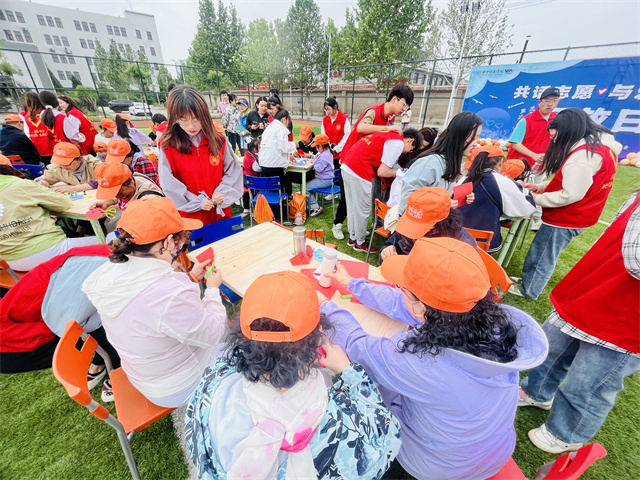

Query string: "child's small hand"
[[380, 245, 397, 261], [450, 199, 459, 208], [325, 263, 351, 287], [191, 259, 211, 281], [319, 335, 350, 373], [465, 192, 475, 204], [205, 267, 222, 288]]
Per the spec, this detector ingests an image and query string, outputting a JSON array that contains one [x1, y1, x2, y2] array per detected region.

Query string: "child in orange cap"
[[114, 113, 152, 150], [296, 124, 317, 158], [106, 139, 159, 184], [458, 145, 535, 252], [82, 196, 226, 407], [94, 118, 116, 146], [378, 186, 477, 264], [93, 141, 108, 161], [184, 271, 402, 479], [324, 237, 548, 480], [36, 142, 102, 194], [305, 133, 335, 217]]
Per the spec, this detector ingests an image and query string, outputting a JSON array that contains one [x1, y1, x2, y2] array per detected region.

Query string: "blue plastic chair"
[[12, 163, 43, 177], [246, 175, 288, 226], [308, 169, 341, 219], [188, 215, 244, 310]]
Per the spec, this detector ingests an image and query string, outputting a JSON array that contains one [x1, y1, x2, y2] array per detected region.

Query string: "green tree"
[[46, 66, 63, 89], [93, 40, 130, 92], [126, 50, 152, 95], [241, 18, 286, 77], [157, 65, 176, 93], [70, 74, 83, 88]]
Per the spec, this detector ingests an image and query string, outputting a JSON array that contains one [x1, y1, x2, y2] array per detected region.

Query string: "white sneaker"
[[87, 368, 107, 390], [324, 194, 338, 201], [332, 223, 344, 240], [528, 424, 583, 454], [531, 220, 542, 231], [518, 387, 553, 410], [507, 283, 525, 297]]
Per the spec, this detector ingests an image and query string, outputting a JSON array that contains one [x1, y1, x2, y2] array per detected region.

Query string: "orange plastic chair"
[[477, 249, 512, 303], [52, 320, 174, 480], [486, 443, 607, 480], [306, 229, 337, 250], [465, 227, 494, 252], [0, 258, 27, 292], [366, 199, 391, 263], [5, 155, 23, 164]]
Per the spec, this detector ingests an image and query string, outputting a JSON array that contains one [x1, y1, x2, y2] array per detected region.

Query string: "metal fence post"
[[245, 71, 251, 106], [19, 50, 39, 92], [135, 61, 152, 118], [563, 47, 571, 61], [350, 66, 357, 122], [300, 71, 304, 120], [385, 63, 393, 99], [421, 60, 437, 128], [179, 64, 185, 84], [488, 54, 494, 65], [86, 56, 107, 117]]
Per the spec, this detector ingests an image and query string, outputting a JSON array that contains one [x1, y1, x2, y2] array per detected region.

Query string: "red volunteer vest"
[[68, 107, 98, 153], [323, 110, 348, 159], [21, 112, 56, 156], [341, 131, 403, 182], [162, 135, 231, 225], [0, 245, 110, 353], [340, 103, 388, 158], [550, 195, 640, 353], [542, 144, 617, 228], [507, 109, 557, 166]]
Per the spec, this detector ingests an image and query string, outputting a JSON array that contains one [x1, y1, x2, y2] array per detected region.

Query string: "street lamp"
[[326, 33, 333, 99]]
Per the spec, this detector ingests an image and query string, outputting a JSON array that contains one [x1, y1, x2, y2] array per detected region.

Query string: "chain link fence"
[[2, 42, 638, 125]]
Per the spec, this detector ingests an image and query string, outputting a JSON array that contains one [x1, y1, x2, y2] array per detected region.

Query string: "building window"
[[58, 71, 66, 80], [135, 29, 142, 39], [150, 47, 156, 56], [37, 14, 46, 25], [139, 45, 145, 54], [90, 22, 97, 33], [6, 11, 16, 22], [73, 71, 81, 81], [44, 34, 52, 45], [87, 39, 94, 49], [53, 35, 61, 46], [146, 31, 153, 40], [55, 17, 63, 28], [120, 27, 127, 37], [14, 31, 23, 42], [16, 11, 25, 23], [24, 30, 32, 43], [106, 25, 113, 35], [3, 30, 13, 41], [61, 55, 68, 64], [62, 36, 69, 46], [80, 39, 87, 48], [46, 16, 54, 27], [81, 21, 89, 31], [0, 11, 5, 21], [114, 26, 120, 36], [87, 58, 93, 66], [66, 70, 73, 80], [52, 54, 60, 63], [74, 20, 81, 30], [68, 56, 75, 64]]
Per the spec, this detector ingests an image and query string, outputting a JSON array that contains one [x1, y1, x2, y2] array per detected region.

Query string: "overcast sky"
[[30, 0, 640, 64]]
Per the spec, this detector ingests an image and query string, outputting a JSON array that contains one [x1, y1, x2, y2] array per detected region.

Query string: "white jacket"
[[82, 256, 226, 399], [258, 120, 296, 168]]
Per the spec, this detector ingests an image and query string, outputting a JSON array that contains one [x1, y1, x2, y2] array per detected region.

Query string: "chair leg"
[[107, 417, 141, 480], [365, 216, 377, 264], [519, 218, 532, 250], [279, 188, 284, 224], [248, 191, 254, 228]]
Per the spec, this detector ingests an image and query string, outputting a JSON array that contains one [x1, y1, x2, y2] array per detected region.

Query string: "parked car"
[[129, 102, 152, 116], [109, 99, 134, 113]]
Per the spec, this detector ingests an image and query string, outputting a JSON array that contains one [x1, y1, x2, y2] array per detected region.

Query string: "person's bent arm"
[[158, 147, 208, 212]]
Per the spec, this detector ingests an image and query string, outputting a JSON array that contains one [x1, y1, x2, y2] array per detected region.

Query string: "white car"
[[128, 102, 152, 116]]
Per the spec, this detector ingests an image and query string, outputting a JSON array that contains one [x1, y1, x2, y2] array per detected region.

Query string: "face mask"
[[169, 240, 188, 264]]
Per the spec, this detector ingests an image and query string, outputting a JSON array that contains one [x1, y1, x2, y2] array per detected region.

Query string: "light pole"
[[443, 1, 481, 128], [326, 33, 333, 99], [518, 35, 531, 64]]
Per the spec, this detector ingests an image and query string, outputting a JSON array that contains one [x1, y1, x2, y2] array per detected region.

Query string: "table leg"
[[301, 170, 307, 196], [90, 219, 107, 244]]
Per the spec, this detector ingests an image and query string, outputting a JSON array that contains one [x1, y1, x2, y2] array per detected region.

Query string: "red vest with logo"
[[542, 143, 617, 228], [507, 109, 557, 166], [340, 103, 388, 158], [323, 110, 349, 159], [161, 135, 231, 225], [342, 131, 403, 182], [21, 112, 56, 156], [68, 107, 98, 153], [550, 195, 640, 353], [0, 245, 110, 353]]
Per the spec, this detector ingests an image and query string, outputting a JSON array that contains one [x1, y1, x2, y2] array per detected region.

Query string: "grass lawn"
[[1, 124, 638, 480]]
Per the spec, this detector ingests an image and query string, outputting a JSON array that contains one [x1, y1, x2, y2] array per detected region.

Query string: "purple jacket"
[[313, 150, 334, 180]]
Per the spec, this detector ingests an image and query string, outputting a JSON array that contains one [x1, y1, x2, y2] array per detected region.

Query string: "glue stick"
[[319, 249, 338, 288]]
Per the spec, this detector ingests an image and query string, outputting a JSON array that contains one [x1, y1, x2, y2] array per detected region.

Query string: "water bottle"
[[319, 249, 338, 288]]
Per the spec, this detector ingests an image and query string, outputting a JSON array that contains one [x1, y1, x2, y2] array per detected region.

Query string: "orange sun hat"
[[501, 159, 526, 179], [396, 187, 451, 240], [380, 237, 490, 313], [105, 139, 132, 163], [94, 162, 132, 200], [4, 113, 22, 123], [240, 271, 320, 343], [464, 145, 504, 170], [311, 133, 330, 147], [93, 141, 108, 153], [299, 125, 313, 143], [117, 197, 203, 244], [100, 118, 117, 132], [51, 142, 81, 166]]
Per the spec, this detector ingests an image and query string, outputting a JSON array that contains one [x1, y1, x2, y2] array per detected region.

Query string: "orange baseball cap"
[[117, 197, 203, 244], [106, 139, 132, 163], [100, 118, 117, 132], [311, 133, 330, 147], [4, 113, 22, 123], [94, 162, 132, 200], [299, 125, 313, 142], [380, 237, 490, 313], [240, 271, 320, 343], [0, 154, 11, 166], [396, 187, 451, 239], [117, 113, 131, 122], [51, 142, 81, 166], [94, 141, 108, 153], [464, 145, 504, 169], [213, 121, 225, 134], [501, 159, 526, 179]]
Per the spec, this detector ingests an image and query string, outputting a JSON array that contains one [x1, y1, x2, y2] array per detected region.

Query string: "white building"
[[1, 0, 164, 91]]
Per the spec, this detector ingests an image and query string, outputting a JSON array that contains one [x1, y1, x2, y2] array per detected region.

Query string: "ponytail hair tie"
[[45, 105, 53, 109]]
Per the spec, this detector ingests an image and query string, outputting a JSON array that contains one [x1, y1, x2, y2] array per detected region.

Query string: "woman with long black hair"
[[113, 113, 152, 150], [511, 108, 622, 299], [246, 96, 269, 138], [39, 90, 85, 153], [21, 92, 56, 164], [57, 95, 98, 154]]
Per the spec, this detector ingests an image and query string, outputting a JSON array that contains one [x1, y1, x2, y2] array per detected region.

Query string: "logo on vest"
[[209, 153, 220, 166], [336, 124, 341, 131], [407, 205, 423, 220]]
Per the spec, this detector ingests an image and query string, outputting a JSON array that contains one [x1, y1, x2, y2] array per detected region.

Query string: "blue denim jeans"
[[520, 223, 584, 299], [521, 318, 640, 444], [306, 178, 334, 210]]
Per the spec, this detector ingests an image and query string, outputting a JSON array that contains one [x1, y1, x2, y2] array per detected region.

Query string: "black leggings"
[[261, 166, 293, 196]]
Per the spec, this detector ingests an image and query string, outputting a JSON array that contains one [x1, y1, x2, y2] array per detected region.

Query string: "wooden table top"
[[61, 189, 99, 217], [188, 222, 406, 338]]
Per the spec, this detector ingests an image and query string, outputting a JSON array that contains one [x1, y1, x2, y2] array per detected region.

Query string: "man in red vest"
[[517, 192, 640, 454], [341, 129, 423, 252], [507, 87, 561, 229]]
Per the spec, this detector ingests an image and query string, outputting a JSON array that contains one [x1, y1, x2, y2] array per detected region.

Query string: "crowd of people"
[[0, 80, 637, 480]]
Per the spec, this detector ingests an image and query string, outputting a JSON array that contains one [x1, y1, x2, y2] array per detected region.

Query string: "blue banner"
[[463, 57, 640, 156]]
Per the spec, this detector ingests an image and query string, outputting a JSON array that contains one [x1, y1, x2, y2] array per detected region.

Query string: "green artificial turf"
[[1, 124, 638, 480]]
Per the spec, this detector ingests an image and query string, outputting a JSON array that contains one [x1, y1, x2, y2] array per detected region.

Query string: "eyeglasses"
[[398, 98, 410, 112], [177, 117, 202, 129], [539, 97, 560, 105]]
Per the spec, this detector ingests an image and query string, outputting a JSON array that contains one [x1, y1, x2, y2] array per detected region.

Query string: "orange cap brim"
[[106, 154, 127, 163], [51, 156, 75, 166], [181, 217, 203, 231], [103, 125, 116, 132], [379, 254, 409, 289], [96, 184, 123, 200], [395, 216, 437, 240]]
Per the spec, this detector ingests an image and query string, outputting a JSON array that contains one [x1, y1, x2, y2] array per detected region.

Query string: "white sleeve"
[[277, 125, 296, 155], [58, 111, 82, 142], [321, 121, 325, 135], [334, 117, 351, 154], [381, 140, 404, 168], [493, 172, 536, 218]]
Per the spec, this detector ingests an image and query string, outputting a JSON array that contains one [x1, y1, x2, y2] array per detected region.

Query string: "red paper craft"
[[289, 245, 314, 266], [86, 207, 104, 220], [338, 259, 370, 280], [452, 183, 473, 208], [196, 247, 215, 264]]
